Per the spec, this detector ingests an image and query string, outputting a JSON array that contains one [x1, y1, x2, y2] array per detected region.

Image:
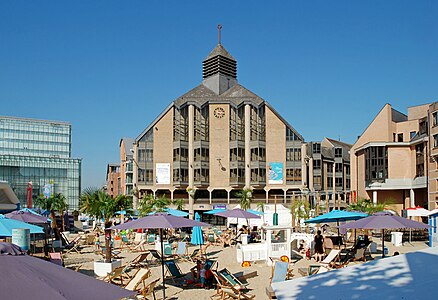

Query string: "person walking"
[[314, 230, 324, 262]]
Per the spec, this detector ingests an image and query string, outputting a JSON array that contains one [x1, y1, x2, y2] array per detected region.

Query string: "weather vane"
[[217, 24, 222, 44]]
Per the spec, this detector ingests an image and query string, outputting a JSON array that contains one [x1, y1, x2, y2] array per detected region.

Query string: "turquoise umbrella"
[[204, 209, 226, 215], [190, 212, 204, 245], [149, 208, 189, 217], [0, 215, 44, 236]]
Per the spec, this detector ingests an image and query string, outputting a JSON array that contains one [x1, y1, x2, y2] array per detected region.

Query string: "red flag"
[[26, 182, 33, 208]]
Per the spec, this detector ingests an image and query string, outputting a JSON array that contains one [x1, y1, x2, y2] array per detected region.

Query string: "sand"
[[63, 233, 429, 300]]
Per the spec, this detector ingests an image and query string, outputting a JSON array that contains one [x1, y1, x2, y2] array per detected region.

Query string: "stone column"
[[244, 104, 251, 188], [410, 189, 415, 208], [188, 104, 195, 219], [373, 190, 378, 205]]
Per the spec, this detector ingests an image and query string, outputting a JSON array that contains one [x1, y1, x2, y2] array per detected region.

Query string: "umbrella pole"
[[382, 229, 385, 258], [337, 220, 341, 249], [160, 228, 166, 300]]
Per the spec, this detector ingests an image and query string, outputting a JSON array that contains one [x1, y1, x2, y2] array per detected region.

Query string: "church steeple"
[[202, 25, 238, 95]]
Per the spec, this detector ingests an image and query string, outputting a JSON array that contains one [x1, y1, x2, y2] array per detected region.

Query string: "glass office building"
[[0, 116, 81, 210]]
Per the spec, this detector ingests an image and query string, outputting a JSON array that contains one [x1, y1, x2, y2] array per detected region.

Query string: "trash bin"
[[241, 234, 248, 245], [391, 232, 403, 247]]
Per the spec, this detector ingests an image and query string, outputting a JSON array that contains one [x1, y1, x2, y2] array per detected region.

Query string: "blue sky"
[[1, 1, 437, 189]]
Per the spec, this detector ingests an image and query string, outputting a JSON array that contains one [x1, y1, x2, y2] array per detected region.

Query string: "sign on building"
[[268, 162, 283, 184], [156, 163, 171, 184]]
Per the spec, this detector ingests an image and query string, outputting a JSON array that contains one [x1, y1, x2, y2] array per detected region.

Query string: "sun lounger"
[[270, 261, 293, 283], [218, 284, 255, 299], [129, 239, 148, 253], [163, 259, 186, 283], [139, 278, 160, 300], [124, 267, 151, 292]]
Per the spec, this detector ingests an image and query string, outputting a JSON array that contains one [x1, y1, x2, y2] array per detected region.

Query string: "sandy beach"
[[62, 231, 429, 300]]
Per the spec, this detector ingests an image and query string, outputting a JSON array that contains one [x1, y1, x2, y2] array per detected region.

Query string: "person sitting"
[[354, 235, 371, 250], [220, 232, 232, 248]]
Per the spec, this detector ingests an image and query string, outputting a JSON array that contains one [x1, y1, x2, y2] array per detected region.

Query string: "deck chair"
[[163, 259, 186, 282], [126, 252, 150, 270], [120, 235, 131, 249], [124, 267, 151, 292], [147, 234, 155, 244], [130, 239, 148, 253], [139, 278, 160, 300], [218, 284, 255, 300], [100, 266, 129, 285], [48, 252, 64, 267], [352, 248, 367, 262], [320, 249, 341, 268], [182, 248, 201, 262], [100, 246, 122, 259], [270, 261, 293, 283], [148, 249, 163, 264], [218, 268, 249, 287], [173, 242, 187, 259]]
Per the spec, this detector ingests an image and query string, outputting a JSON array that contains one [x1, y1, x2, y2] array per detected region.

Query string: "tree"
[[172, 198, 185, 211], [34, 193, 68, 240], [79, 188, 131, 262], [256, 202, 265, 213], [236, 188, 253, 210], [346, 198, 391, 214], [138, 194, 172, 217], [290, 196, 311, 230]]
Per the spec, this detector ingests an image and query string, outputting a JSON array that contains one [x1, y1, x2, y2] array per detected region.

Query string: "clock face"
[[214, 107, 226, 118]]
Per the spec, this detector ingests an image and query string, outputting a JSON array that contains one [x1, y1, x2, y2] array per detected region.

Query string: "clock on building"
[[213, 107, 226, 118]]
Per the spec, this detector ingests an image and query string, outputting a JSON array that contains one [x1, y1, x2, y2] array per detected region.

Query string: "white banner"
[[156, 163, 171, 184]]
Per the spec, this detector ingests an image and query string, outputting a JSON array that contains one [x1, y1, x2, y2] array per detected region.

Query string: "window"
[[313, 159, 321, 170], [335, 148, 342, 158], [365, 146, 388, 183], [312, 143, 321, 154], [327, 177, 333, 188], [397, 133, 403, 142], [335, 163, 343, 173], [335, 178, 343, 188], [434, 134, 438, 148], [326, 162, 333, 173], [434, 111, 438, 126], [313, 176, 321, 185], [410, 131, 416, 140]]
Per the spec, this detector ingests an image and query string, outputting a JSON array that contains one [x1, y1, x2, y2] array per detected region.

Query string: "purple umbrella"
[[215, 208, 261, 219], [339, 212, 430, 257], [0, 252, 135, 300], [111, 213, 210, 299], [0, 242, 26, 255], [5, 210, 49, 224]]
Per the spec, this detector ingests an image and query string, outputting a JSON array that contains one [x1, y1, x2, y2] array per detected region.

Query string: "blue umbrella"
[[114, 210, 127, 215], [203, 209, 226, 215], [304, 210, 368, 224], [0, 215, 44, 236], [247, 209, 264, 215], [149, 208, 189, 217], [190, 212, 204, 245]]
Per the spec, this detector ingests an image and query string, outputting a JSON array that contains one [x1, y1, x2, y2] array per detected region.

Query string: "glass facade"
[[0, 116, 81, 210]]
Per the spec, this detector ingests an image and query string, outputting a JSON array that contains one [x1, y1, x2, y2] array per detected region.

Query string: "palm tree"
[[290, 196, 311, 230], [34, 193, 68, 240], [138, 194, 172, 217], [172, 198, 185, 211], [346, 198, 390, 214], [236, 188, 253, 210], [80, 188, 131, 262]]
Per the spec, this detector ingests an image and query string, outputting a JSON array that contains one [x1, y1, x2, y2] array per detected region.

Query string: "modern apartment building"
[[0, 116, 81, 210], [133, 42, 305, 215], [106, 163, 120, 198], [350, 103, 438, 214], [119, 137, 134, 197], [304, 138, 352, 209]]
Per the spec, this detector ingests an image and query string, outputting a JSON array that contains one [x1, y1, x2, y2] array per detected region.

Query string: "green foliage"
[[256, 202, 265, 213], [34, 192, 68, 213], [79, 188, 131, 225], [290, 196, 312, 225], [138, 194, 172, 216], [172, 198, 185, 211], [346, 198, 391, 214], [236, 189, 253, 211]]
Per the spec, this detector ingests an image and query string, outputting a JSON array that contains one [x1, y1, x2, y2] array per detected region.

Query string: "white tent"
[[406, 206, 430, 217], [272, 246, 438, 299]]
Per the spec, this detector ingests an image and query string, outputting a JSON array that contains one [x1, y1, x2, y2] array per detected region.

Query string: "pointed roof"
[[205, 44, 236, 61]]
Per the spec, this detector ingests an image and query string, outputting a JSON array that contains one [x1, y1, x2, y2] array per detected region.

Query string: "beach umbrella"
[[339, 212, 430, 257], [215, 208, 261, 219], [247, 209, 264, 215], [204, 208, 226, 215], [148, 208, 189, 217], [5, 210, 50, 224], [0, 243, 135, 300], [111, 213, 210, 299], [190, 212, 204, 246], [0, 215, 44, 236]]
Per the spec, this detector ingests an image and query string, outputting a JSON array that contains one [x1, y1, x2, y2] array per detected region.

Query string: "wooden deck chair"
[[320, 249, 341, 268], [270, 261, 293, 283], [218, 268, 249, 288], [182, 248, 201, 262], [130, 239, 148, 253], [148, 249, 162, 264], [163, 259, 185, 283], [218, 284, 255, 300], [139, 278, 160, 300], [48, 252, 64, 267], [172, 242, 187, 259], [63, 235, 83, 254], [100, 266, 129, 285], [352, 248, 367, 262], [124, 267, 151, 292], [127, 252, 150, 270], [147, 234, 155, 244], [120, 235, 131, 249]]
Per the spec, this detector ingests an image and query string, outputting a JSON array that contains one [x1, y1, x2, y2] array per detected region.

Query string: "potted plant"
[[80, 188, 131, 276]]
